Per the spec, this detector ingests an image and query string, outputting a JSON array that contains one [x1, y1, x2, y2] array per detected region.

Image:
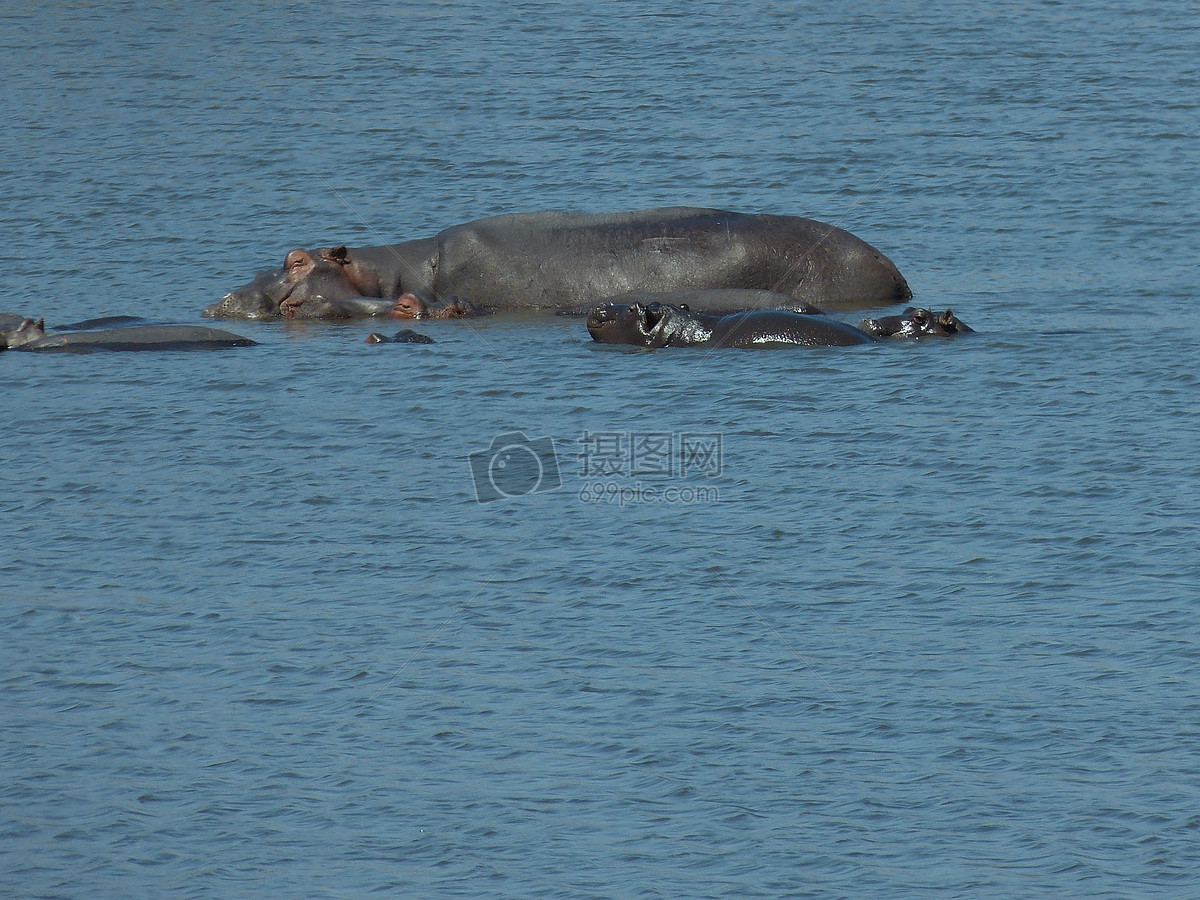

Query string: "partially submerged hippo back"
[[859, 307, 974, 338], [364, 329, 434, 345], [587, 302, 875, 349], [3, 319, 256, 352], [434, 207, 911, 312]]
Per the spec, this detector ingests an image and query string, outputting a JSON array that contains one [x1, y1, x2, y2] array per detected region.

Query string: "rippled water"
[[3, 2, 1199, 897]]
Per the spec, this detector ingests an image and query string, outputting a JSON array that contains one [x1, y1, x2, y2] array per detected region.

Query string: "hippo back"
[[432, 207, 910, 311]]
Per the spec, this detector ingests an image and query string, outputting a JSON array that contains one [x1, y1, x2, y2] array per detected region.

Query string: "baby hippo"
[[587, 302, 875, 348], [859, 307, 974, 338]]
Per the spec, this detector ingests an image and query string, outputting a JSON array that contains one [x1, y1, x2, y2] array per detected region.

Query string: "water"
[[2, 2, 1199, 897]]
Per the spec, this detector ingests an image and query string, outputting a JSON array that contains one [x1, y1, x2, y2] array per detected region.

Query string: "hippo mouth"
[[641, 303, 666, 331], [586, 302, 676, 347]]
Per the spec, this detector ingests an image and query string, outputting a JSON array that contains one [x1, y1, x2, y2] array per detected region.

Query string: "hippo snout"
[[586, 304, 621, 328], [202, 295, 233, 318], [203, 287, 279, 320]]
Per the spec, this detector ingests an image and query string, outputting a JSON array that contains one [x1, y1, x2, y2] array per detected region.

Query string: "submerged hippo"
[[282, 290, 481, 321], [207, 207, 911, 319], [364, 329, 434, 345], [1, 317, 256, 352], [558, 288, 828, 318], [859, 307, 974, 338], [389, 293, 480, 320], [587, 302, 876, 349]]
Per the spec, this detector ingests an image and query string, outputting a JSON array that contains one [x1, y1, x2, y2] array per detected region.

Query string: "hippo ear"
[[326, 245, 351, 266], [911, 308, 930, 326], [284, 248, 312, 271]]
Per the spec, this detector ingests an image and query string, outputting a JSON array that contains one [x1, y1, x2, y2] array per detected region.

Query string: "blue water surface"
[[2, 2, 1198, 897]]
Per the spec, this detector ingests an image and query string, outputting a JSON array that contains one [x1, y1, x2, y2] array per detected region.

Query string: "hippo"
[[281, 293, 400, 320], [1, 313, 148, 333], [55, 315, 147, 331], [859, 307, 974, 338], [587, 302, 876, 349], [364, 329, 434, 345], [557, 288, 828, 318], [279, 290, 480, 321], [207, 207, 911, 319], [1, 317, 256, 352], [389, 293, 480, 320], [214, 245, 397, 320]]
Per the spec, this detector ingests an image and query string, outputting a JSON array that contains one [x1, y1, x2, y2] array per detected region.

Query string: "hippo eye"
[[912, 309, 929, 325]]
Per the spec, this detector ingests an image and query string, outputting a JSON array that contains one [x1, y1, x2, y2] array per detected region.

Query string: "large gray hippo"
[[206, 207, 911, 319]]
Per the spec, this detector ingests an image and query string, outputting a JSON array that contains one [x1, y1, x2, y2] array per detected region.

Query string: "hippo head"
[[587, 302, 687, 348], [388, 292, 479, 320], [204, 246, 366, 319], [389, 292, 431, 319], [859, 307, 974, 339], [365, 329, 434, 345], [0, 317, 46, 350]]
